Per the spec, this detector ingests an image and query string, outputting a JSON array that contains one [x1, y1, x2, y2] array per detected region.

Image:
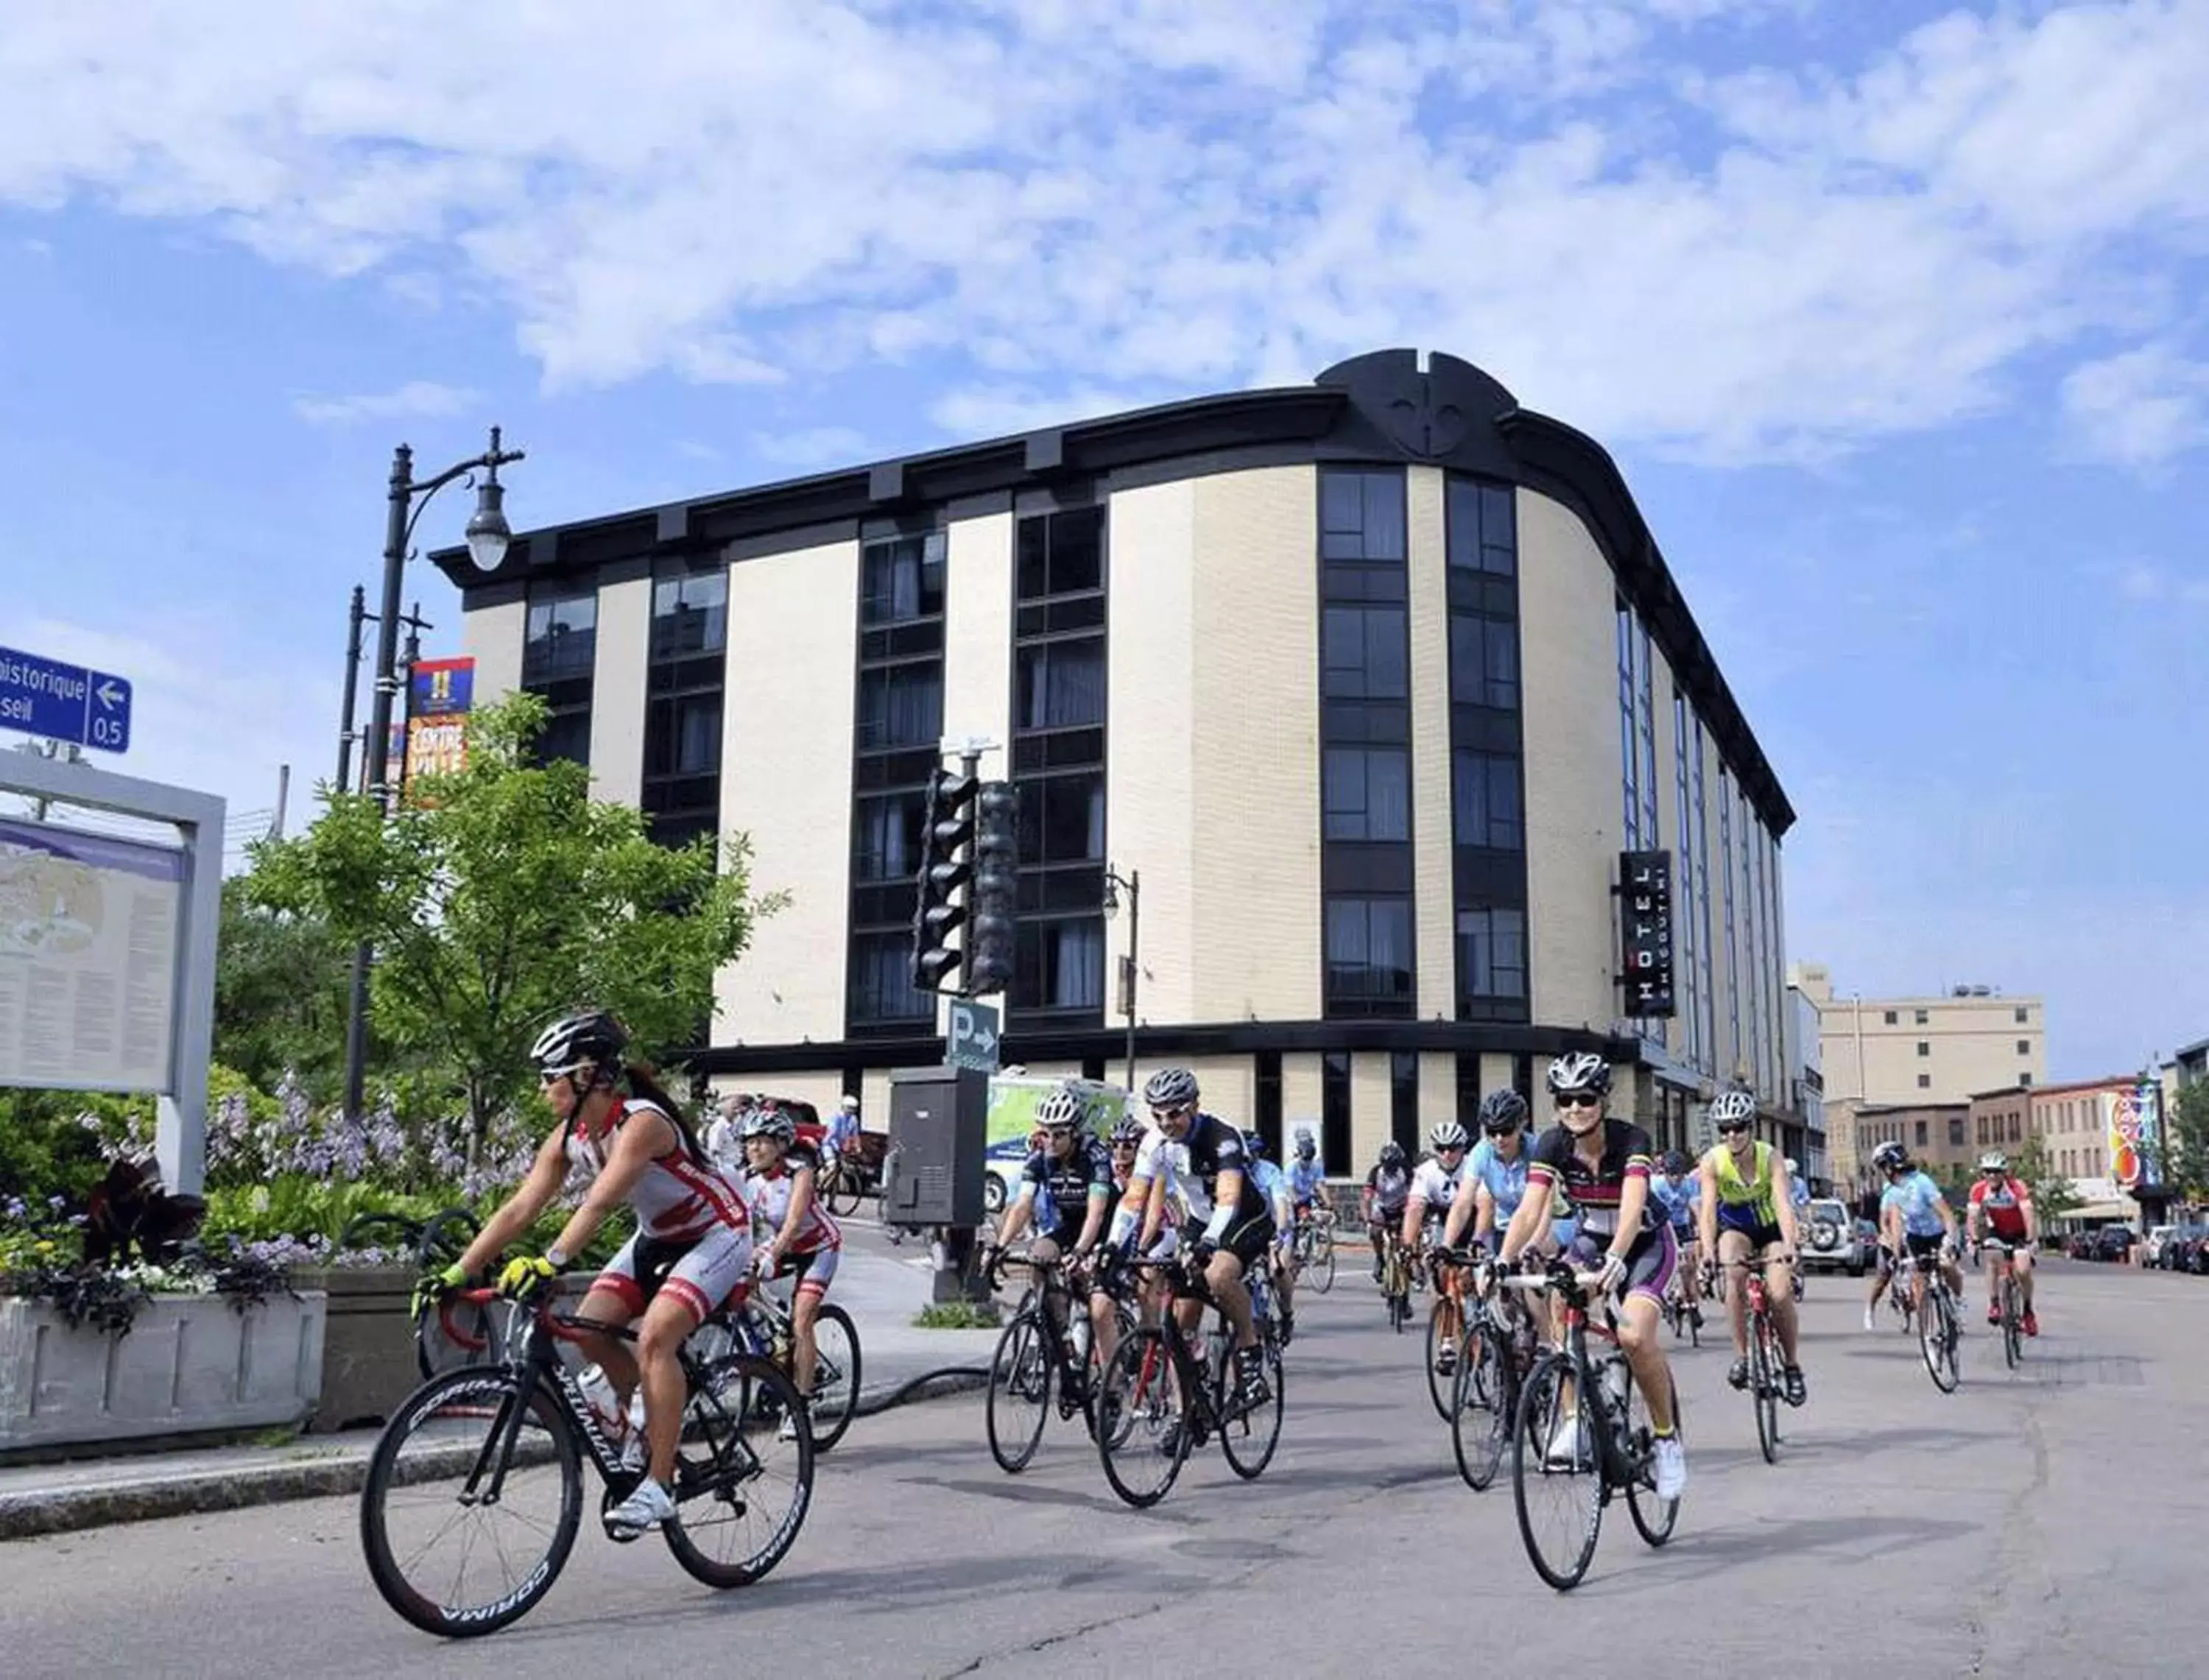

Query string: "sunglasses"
[[1716, 1121, 1752, 1136], [1555, 1093, 1602, 1109], [1150, 1102, 1195, 1120]]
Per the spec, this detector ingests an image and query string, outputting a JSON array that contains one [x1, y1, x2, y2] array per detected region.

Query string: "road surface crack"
[[932, 1598, 1174, 1679]]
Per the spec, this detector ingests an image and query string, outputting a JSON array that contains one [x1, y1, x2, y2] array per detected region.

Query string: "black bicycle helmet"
[[1477, 1087, 1529, 1134], [529, 1010, 628, 1081]]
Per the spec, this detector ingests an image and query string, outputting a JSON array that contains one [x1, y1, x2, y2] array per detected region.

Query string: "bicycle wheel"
[[822, 1162, 863, 1221], [1512, 1353, 1603, 1592], [985, 1310, 1052, 1474], [417, 1292, 513, 1383], [1752, 1319, 1781, 1465], [1451, 1322, 1510, 1492], [1624, 1373, 1683, 1547], [662, 1352, 814, 1587], [2001, 1277, 2023, 1370], [803, 1304, 862, 1452], [1425, 1303, 1457, 1421], [359, 1368, 582, 1637], [416, 1207, 482, 1268], [1922, 1288, 1961, 1394], [1097, 1327, 1191, 1508], [1219, 1333, 1284, 1480], [1311, 1229, 1336, 1293]]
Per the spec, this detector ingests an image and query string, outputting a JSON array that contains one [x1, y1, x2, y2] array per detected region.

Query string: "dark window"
[[1017, 507, 1104, 600], [536, 705, 590, 769], [1449, 613, 1518, 710], [1322, 605, 1409, 699], [1451, 750, 1523, 849], [1081, 1055, 1107, 1083], [1323, 747, 1410, 842], [1255, 1051, 1283, 1161], [848, 931, 932, 1024], [650, 568, 727, 659], [1455, 1052, 1482, 1123], [853, 788, 927, 882], [1016, 638, 1106, 730], [2015, 1039, 2029, 1055], [1916, 1041, 1929, 1057], [643, 692, 721, 778], [1322, 1051, 1352, 1171], [1948, 1116, 1966, 1147], [1513, 1053, 1535, 1100], [1390, 1051, 1420, 1156], [2014, 1006, 2028, 1023], [523, 587, 597, 682], [1014, 917, 1104, 1011], [1324, 897, 1413, 1006], [856, 663, 943, 751], [1914, 1009, 1929, 1025], [1320, 468, 1407, 562], [862, 532, 945, 625], [1015, 771, 1105, 865], [1914, 1119, 1928, 1148], [1917, 1073, 1931, 1090], [1456, 908, 1527, 1001], [1446, 478, 1517, 576], [2019, 1073, 2033, 1090], [1884, 1010, 1898, 1025]]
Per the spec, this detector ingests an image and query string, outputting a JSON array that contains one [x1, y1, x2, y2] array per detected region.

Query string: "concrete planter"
[[295, 1266, 419, 1435], [0, 1291, 328, 1453]]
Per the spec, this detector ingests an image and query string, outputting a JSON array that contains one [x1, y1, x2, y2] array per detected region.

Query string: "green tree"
[[213, 876, 355, 1101], [2010, 1134, 2079, 1224], [247, 692, 784, 1151], [2165, 1080, 2209, 1201]]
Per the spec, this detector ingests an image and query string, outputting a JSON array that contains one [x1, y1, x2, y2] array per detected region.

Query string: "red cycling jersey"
[[1969, 1175, 2032, 1238]]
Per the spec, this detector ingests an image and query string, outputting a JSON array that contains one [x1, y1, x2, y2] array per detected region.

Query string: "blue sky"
[[2, 0, 2205, 1079]]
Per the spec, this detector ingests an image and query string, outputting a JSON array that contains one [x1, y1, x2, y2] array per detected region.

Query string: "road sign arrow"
[[973, 1028, 996, 1056], [95, 680, 124, 709]]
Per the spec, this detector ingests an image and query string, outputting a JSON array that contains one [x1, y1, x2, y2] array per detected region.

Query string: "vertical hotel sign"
[[401, 657, 475, 800], [2102, 1082, 2163, 1191], [1619, 849, 1677, 1017]]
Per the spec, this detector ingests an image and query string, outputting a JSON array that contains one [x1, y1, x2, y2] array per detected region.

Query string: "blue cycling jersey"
[[1649, 1173, 1699, 1229], [1286, 1158, 1327, 1203], [1468, 1138, 1528, 1220], [1250, 1158, 1290, 1213], [1888, 1171, 1948, 1238]]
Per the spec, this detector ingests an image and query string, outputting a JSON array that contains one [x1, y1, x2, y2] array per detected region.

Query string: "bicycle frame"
[[1121, 1258, 1250, 1441], [1502, 1266, 1646, 1486]]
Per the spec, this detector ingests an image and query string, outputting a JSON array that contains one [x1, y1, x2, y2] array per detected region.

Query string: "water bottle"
[[575, 1363, 624, 1438], [1068, 1313, 1092, 1367], [626, 1386, 648, 1439], [1599, 1360, 1632, 1430]]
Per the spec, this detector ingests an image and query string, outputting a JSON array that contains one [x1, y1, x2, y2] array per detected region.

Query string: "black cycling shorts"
[[1903, 1232, 1947, 1263], [1208, 1208, 1277, 1271]]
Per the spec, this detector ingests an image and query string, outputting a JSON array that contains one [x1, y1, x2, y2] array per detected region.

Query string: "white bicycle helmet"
[[1036, 1086, 1087, 1132], [1871, 1140, 1908, 1172], [1978, 1151, 2007, 1173], [1430, 1120, 1470, 1151], [1546, 1052, 1611, 1098], [1708, 1088, 1758, 1128]]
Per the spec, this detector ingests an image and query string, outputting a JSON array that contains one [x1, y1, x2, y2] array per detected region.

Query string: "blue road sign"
[[0, 644, 133, 755], [947, 997, 1001, 1074]]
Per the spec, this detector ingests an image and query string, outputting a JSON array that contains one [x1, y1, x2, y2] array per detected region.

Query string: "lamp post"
[[1102, 864, 1139, 1094], [341, 427, 524, 1119]]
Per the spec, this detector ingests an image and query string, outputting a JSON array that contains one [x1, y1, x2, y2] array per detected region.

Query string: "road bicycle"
[[1502, 1257, 1683, 1592], [1900, 1251, 1962, 1394], [339, 1208, 503, 1380], [982, 1248, 1135, 1472], [1289, 1207, 1337, 1294], [712, 1271, 862, 1451], [1377, 1227, 1414, 1332], [1095, 1254, 1284, 1508], [815, 1145, 875, 1220], [1440, 1249, 1540, 1493], [1722, 1256, 1791, 1466], [364, 1284, 812, 1637], [1980, 1238, 2029, 1369], [1659, 1240, 1703, 1347], [1423, 1240, 1471, 1419]]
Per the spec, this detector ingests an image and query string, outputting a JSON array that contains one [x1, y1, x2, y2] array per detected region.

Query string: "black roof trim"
[[432, 347, 1791, 833]]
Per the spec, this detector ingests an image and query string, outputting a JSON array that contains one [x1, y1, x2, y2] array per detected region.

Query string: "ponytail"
[[621, 1061, 708, 1165]]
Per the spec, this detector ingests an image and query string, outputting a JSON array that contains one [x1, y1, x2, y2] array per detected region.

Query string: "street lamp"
[[341, 426, 526, 1118], [1102, 864, 1139, 1094]]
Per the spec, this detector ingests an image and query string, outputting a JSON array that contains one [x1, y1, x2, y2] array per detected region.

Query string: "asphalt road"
[[4, 1255, 2201, 1679]]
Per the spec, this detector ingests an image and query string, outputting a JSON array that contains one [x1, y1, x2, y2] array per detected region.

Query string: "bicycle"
[[718, 1272, 862, 1451], [1377, 1226, 1414, 1332], [982, 1248, 1134, 1472], [1900, 1250, 1962, 1394], [1720, 1257, 1791, 1466], [1423, 1240, 1470, 1419], [1095, 1254, 1284, 1508], [816, 1146, 872, 1220], [339, 1207, 501, 1380], [1289, 1207, 1337, 1294], [1980, 1238, 2029, 1369], [1502, 1257, 1683, 1592], [1441, 1249, 1540, 1492], [1659, 1239, 1702, 1347], [364, 1283, 813, 1637]]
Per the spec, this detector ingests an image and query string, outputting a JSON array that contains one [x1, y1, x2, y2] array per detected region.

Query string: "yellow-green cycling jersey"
[[1704, 1139, 1780, 1230]]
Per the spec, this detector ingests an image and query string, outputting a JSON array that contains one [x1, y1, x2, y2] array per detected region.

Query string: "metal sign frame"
[[2, 751, 224, 1196]]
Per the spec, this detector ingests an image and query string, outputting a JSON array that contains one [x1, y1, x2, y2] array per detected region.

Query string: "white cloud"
[[1, 2, 2208, 460], [747, 426, 871, 470], [2060, 344, 2209, 470], [292, 379, 482, 426]]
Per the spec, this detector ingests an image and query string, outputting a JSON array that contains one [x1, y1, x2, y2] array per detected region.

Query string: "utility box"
[[883, 1065, 989, 1229]]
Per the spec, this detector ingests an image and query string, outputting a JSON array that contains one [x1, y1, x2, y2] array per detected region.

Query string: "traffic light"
[[912, 766, 979, 994], [966, 780, 1021, 996]]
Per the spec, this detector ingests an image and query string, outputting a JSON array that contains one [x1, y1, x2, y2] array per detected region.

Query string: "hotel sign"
[[1619, 849, 1676, 1018]]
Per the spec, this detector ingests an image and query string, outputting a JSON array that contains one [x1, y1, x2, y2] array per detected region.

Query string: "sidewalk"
[[0, 1229, 1001, 1542]]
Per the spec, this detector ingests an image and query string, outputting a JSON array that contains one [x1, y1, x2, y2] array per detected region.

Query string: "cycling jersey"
[[741, 1140, 842, 1254], [1969, 1176, 2032, 1238], [1365, 1162, 1412, 1215], [1250, 1157, 1293, 1219], [1889, 1171, 1948, 1239], [566, 1099, 746, 1242], [1408, 1156, 1464, 1220], [1019, 1135, 1113, 1243], [1649, 1173, 1699, 1230], [1286, 1157, 1328, 1205], [1705, 1140, 1781, 1238], [1525, 1118, 1657, 1240]]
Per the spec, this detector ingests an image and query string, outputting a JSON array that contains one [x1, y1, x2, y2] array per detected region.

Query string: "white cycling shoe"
[[605, 1476, 676, 1536]]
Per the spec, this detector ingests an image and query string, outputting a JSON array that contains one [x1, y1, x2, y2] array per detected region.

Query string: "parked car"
[[1798, 1198, 1870, 1276], [982, 1134, 1031, 1217], [2144, 1225, 2179, 1267]]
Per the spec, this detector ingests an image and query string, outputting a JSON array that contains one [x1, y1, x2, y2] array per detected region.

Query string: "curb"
[[0, 1368, 991, 1544]]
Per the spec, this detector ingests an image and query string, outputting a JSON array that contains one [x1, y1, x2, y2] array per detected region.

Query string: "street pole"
[[1124, 868, 1139, 1092], [336, 583, 369, 794]]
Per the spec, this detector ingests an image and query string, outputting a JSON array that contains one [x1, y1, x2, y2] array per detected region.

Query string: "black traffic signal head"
[[965, 780, 1021, 996], [912, 766, 983, 995]]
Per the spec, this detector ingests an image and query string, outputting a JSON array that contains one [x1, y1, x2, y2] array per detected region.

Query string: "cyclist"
[[1966, 1151, 2040, 1336], [419, 1011, 750, 1538], [1444, 1087, 1573, 1345], [1243, 1130, 1300, 1344], [826, 1093, 862, 1162], [1873, 1140, 1964, 1324], [1865, 1176, 1906, 1330], [1406, 1120, 1472, 1374], [1648, 1150, 1704, 1328], [1110, 1067, 1272, 1411], [1091, 1114, 1158, 1374], [1694, 1089, 1806, 1405], [1498, 1053, 1685, 1500], [1362, 1140, 1414, 1282], [732, 1104, 845, 1439], [1286, 1127, 1333, 1232], [986, 1084, 1114, 1382]]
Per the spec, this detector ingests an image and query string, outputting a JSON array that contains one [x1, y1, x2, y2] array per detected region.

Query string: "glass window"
[[1324, 897, 1414, 1003], [2020, 1073, 2033, 1089], [650, 567, 727, 658], [861, 532, 945, 625], [1456, 908, 1526, 1000], [1016, 507, 1104, 600], [1015, 917, 1104, 1010], [1322, 605, 1409, 699], [853, 788, 928, 883], [1452, 749, 1522, 850], [1948, 1116, 1965, 1147], [536, 705, 590, 769], [1323, 747, 1410, 842], [1390, 1051, 1420, 1155], [848, 931, 932, 1023], [1449, 613, 1518, 710], [1016, 638, 1106, 730], [1914, 1120, 1928, 1148], [1446, 478, 1518, 575], [1914, 1009, 1929, 1025], [1320, 468, 1406, 562], [1917, 1073, 1931, 1090], [1015, 771, 1105, 865], [2016, 1039, 2029, 1055], [856, 663, 943, 751], [524, 587, 597, 682], [2015, 1006, 2028, 1023], [1916, 1041, 1929, 1057], [644, 692, 722, 777], [1884, 1010, 1898, 1026], [1322, 1051, 1352, 1171]]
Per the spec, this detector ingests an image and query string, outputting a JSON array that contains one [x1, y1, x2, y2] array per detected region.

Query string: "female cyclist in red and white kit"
[[733, 1104, 844, 1426]]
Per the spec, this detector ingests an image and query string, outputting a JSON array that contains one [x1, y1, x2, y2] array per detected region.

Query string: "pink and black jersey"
[[1526, 1118, 1657, 1241], [564, 1098, 746, 1243]]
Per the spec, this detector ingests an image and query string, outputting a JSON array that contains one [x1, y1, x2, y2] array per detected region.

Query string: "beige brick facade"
[[585, 567, 650, 807], [1407, 466, 1456, 1018], [462, 592, 524, 705]]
